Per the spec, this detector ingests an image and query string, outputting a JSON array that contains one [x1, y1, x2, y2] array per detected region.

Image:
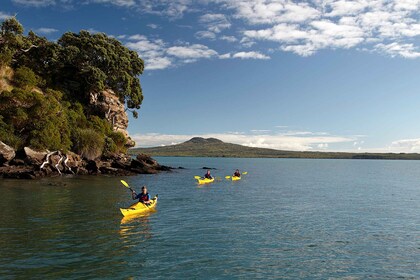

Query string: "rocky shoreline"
[[0, 141, 172, 179]]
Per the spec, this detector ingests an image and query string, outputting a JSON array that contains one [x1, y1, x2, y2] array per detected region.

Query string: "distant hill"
[[129, 137, 420, 160]]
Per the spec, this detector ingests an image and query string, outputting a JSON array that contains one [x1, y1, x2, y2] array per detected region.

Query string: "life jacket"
[[204, 173, 212, 179], [139, 192, 150, 202], [234, 172, 240, 177]]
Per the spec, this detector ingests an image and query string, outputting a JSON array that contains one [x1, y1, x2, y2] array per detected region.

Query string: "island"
[[130, 137, 420, 160], [0, 18, 168, 179]]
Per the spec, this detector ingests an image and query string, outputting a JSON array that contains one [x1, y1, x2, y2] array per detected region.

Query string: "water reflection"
[[119, 211, 156, 243]]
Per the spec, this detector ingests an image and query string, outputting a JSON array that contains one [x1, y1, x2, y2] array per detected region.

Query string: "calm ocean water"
[[0, 157, 419, 279]]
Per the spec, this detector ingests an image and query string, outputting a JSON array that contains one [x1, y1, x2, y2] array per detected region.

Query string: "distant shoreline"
[[129, 137, 420, 161], [143, 155, 420, 160]]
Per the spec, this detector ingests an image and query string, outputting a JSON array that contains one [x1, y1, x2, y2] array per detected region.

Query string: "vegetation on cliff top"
[[0, 18, 144, 159]]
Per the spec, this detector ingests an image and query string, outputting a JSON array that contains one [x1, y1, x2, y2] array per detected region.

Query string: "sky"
[[2, 0, 420, 152]]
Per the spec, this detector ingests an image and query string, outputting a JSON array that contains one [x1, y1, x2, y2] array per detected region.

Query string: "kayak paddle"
[[225, 176, 231, 179], [242, 172, 248, 175], [120, 180, 135, 193], [194, 176, 202, 180]]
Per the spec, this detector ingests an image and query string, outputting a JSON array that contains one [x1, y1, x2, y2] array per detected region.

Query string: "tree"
[[56, 31, 144, 116], [0, 17, 24, 66]]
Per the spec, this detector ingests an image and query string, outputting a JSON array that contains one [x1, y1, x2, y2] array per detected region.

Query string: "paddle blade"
[[242, 172, 248, 175], [194, 176, 201, 179], [225, 176, 231, 179], [120, 180, 130, 188]]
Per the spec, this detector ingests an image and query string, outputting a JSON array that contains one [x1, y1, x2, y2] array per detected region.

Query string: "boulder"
[[0, 141, 15, 164], [23, 147, 47, 165], [85, 160, 100, 174], [89, 89, 135, 148]]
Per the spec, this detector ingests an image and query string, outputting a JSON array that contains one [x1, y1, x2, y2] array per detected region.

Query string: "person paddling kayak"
[[204, 170, 213, 179], [233, 169, 241, 177], [132, 186, 151, 205]]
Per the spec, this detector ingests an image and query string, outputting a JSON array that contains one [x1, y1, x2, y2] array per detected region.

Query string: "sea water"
[[0, 157, 419, 279]]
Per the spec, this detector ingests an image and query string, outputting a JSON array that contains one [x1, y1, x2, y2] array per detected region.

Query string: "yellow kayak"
[[197, 177, 215, 184], [232, 176, 241, 181], [120, 195, 158, 217]]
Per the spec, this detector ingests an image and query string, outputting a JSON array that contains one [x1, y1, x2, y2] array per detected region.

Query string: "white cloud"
[[167, 44, 218, 59], [389, 138, 420, 152], [12, 0, 55, 7], [34, 27, 58, 34], [90, 0, 135, 7], [131, 132, 356, 151], [147, 23, 159, 29], [374, 42, 420, 58], [35, 0, 420, 61], [219, 53, 231, 59], [126, 35, 218, 69], [220, 35, 238, 42], [0, 11, 13, 20], [199, 13, 231, 33], [232, 51, 270, 60], [317, 143, 329, 149], [126, 35, 173, 70], [195, 30, 216, 40], [137, 0, 192, 19]]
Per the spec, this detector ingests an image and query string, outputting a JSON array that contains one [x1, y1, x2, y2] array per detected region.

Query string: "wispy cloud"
[[126, 35, 218, 69], [12, 0, 55, 7], [0, 11, 13, 20], [232, 51, 270, 60], [89, 0, 136, 7], [14, 0, 420, 61], [147, 23, 159, 29], [199, 13, 231, 33], [389, 138, 420, 152], [34, 27, 58, 34], [195, 30, 216, 40]]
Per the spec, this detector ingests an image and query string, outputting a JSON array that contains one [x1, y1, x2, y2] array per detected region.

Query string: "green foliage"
[[0, 87, 71, 151], [103, 136, 117, 156], [89, 115, 112, 135], [1, 17, 23, 36], [13, 66, 38, 89], [109, 131, 127, 153], [72, 128, 104, 160], [0, 115, 22, 149], [0, 18, 25, 67], [55, 30, 144, 114], [0, 18, 139, 157]]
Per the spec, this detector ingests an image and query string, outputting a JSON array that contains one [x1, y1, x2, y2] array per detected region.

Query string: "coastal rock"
[[65, 151, 83, 169], [0, 141, 15, 164], [86, 160, 100, 174], [89, 89, 135, 148], [0, 165, 38, 179], [23, 147, 47, 165]]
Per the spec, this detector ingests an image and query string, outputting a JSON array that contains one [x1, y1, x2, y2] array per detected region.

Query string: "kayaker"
[[132, 186, 151, 205], [204, 170, 213, 179], [233, 169, 241, 177]]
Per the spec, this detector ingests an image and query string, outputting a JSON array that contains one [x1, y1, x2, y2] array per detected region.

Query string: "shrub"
[[72, 128, 104, 160], [108, 131, 127, 153], [13, 66, 38, 89], [103, 136, 117, 156], [89, 115, 112, 135]]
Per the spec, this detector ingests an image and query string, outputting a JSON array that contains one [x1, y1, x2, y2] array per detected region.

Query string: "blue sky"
[[2, 0, 420, 152]]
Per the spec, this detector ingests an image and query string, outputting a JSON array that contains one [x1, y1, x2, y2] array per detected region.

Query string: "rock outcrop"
[[0, 141, 15, 164], [23, 147, 47, 165], [0, 147, 172, 179], [89, 89, 135, 147]]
